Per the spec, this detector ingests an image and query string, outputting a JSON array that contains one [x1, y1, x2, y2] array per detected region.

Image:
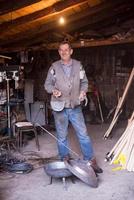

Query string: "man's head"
[[58, 41, 73, 63]]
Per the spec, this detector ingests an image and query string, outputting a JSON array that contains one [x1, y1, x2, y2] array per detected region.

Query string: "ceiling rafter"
[[0, 0, 42, 15], [1, 35, 134, 53], [0, 0, 129, 44], [93, 12, 134, 37], [1, 0, 134, 52], [0, 0, 88, 33], [47, 37, 134, 49], [68, 2, 134, 35]]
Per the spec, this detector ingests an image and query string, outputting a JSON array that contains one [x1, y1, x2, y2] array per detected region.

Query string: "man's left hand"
[[79, 91, 86, 102]]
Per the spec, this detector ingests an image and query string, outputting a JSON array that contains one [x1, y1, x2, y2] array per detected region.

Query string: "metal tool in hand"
[[79, 96, 88, 107]]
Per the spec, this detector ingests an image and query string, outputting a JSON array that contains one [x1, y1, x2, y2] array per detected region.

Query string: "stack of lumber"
[[106, 112, 134, 172], [104, 67, 134, 139]]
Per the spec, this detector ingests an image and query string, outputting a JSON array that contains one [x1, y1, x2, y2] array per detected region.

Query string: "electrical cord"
[[5, 162, 33, 174]]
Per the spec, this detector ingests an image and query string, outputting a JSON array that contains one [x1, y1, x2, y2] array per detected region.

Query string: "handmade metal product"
[[65, 159, 98, 188], [37, 123, 98, 188]]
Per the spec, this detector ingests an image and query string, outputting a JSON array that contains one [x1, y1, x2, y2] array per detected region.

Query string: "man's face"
[[58, 43, 73, 62]]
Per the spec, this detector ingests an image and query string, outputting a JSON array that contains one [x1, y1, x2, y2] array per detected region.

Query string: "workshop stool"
[[15, 122, 40, 151]]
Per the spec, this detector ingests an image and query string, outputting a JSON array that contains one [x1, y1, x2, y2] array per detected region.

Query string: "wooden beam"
[[97, 18, 134, 39], [0, 0, 88, 33], [73, 9, 134, 40], [0, 0, 129, 44], [75, 3, 134, 35], [0, 0, 41, 15], [50, 32, 75, 41], [67, 1, 134, 34], [47, 38, 134, 49], [0, 0, 127, 35], [0, 6, 92, 43], [104, 67, 134, 139], [1, 37, 134, 53], [0, 0, 134, 49]]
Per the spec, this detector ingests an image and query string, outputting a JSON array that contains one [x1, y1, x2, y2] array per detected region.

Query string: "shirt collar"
[[60, 59, 72, 67]]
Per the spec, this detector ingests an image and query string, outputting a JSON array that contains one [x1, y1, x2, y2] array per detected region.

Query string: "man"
[[44, 41, 102, 173]]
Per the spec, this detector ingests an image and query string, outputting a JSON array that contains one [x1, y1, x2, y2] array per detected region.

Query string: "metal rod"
[[6, 79, 11, 137], [35, 123, 80, 158], [0, 55, 12, 60], [96, 94, 104, 123]]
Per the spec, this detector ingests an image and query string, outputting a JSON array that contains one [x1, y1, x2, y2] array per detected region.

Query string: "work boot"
[[89, 158, 103, 174]]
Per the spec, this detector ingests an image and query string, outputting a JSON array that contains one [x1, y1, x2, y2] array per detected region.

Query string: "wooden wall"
[[11, 44, 134, 118]]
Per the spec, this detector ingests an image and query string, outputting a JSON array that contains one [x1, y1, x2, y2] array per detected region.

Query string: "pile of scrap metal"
[[106, 111, 134, 172]]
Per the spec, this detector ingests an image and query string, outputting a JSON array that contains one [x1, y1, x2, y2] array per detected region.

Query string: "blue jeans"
[[53, 106, 94, 160]]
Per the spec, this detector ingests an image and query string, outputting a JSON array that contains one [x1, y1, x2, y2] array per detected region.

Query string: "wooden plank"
[[68, 1, 134, 34], [104, 67, 134, 139], [0, 0, 88, 33], [0, 0, 132, 47], [2, 36, 134, 53], [106, 112, 134, 161], [0, 0, 42, 15], [0, 0, 130, 36], [106, 116, 134, 171], [73, 7, 134, 35]]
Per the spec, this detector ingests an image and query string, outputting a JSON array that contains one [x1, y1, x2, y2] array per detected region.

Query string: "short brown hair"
[[58, 41, 72, 49]]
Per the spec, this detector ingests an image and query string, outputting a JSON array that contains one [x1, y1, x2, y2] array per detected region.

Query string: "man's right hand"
[[52, 89, 62, 98]]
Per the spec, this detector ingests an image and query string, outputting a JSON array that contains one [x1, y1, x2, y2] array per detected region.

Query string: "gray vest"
[[51, 59, 81, 108]]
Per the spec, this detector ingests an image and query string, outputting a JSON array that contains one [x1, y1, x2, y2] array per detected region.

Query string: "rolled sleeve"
[[44, 67, 55, 94], [80, 72, 88, 93]]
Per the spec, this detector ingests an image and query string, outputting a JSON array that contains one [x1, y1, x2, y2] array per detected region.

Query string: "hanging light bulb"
[[59, 16, 65, 25]]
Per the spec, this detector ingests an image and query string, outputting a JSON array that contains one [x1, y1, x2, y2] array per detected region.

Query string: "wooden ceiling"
[[0, 0, 134, 52]]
